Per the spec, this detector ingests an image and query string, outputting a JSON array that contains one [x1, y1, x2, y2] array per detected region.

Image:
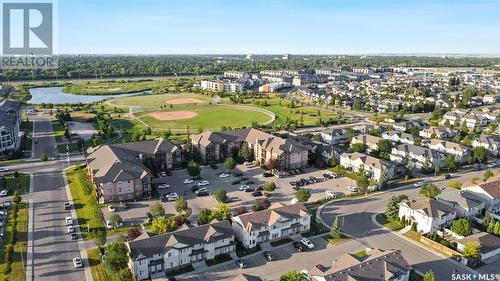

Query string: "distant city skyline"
[[57, 0, 500, 55]]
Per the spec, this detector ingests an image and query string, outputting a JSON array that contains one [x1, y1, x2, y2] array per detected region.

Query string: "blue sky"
[[57, 0, 500, 54]]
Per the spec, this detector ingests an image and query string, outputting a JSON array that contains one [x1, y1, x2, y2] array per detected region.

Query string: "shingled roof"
[[402, 198, 455, 218], [127, 220, 234, 260], [233, 203, 309, 232]]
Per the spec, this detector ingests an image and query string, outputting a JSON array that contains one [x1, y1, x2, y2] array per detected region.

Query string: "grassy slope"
[[0, 202, 28, 281], [66, 166, 105, 239]]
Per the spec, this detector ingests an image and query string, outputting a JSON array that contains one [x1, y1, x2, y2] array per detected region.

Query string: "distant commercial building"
[[282, 54, 291, 60]]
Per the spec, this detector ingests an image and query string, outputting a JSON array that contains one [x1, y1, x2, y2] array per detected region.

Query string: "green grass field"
[[0, 202, 28, 281], [62, 78, 195, 95]]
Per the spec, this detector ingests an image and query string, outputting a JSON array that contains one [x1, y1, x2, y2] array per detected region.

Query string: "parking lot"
[[100, 163, 358, 226], [180, 235, 366, 281]]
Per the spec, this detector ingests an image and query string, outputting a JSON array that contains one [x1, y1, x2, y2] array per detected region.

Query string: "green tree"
[[295, 188, 311, 202], [263, 182, 276, 192], [350, 143, 367, 153], [330, 217, 342, 239], [95, 229, 107, 248], [377, 139, 392, 153], [12, 192, 21, 204], [493, 221, 500, 236], [483, 169, 494, 182], [109, 214, 123, 228], [444, 155, 457, 171], [451, 218, 472, 236], [356, 174, 369, 193], [197, 208, 212, 225], [151, 216, 175, 234], [150, 202, 165, 218], [211, 203, 231, 221], [463, 242, 480, 259], [423, 270, 436, 281], [186, 160, 201, 178], [224, 156, 237, 170], [447, 181, 463, 189], [434, 165, 440, 177], [174, 197, 188, 213], [419, 183, 441, 199], [385, 194, 408, 221], [40, 152, 48, 161], [238, 144, 251, 162], [378, 170, 389, 188], [280, 271, 304, 281], [473, 146, 488, 163], [103, 240, 129, 274], [214, 188, 227, 203]]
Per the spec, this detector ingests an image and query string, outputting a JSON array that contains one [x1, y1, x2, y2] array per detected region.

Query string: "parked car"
[[293, 241, 306, 252], [243, 161, 253, 167], [301, 238, 314, 249], [233, 172, 243, 177], [442, 174, 451, 180], [73, 257, 83, 268], [158, 184, 170, 189], [414, 181, 423, 187], [263, 172, 273, 177], [244, 187, 255, 192], [240, 177, 248, 181], [70, 233, 78, 240], [325, 191, 343, 198], [219, 173, 230, 178], [256, 185, 264, 191], [239, 185, 250, 191], [0, 167, 9, 172], [315, 264, 327, 272], [67, 225, 75, 233], [234, 259, 247, 269], [301, 270, 312, 281], [166, 192, 179, 201], [191, 186, 201, 192], [0, 190, 8, 197], [198, 180, 210, 186], [106, 220, 113, 229], [64, 202, 71, 210], [65, 216, 73, 225], [146, 212, 153, 223], [195, 187, 208, 195], [346, 186, 358, 192], [262, 251, 273, 261], [231, 180, 241, 185], [251, 191, 262, 197], [196, 190, 209, 196], [244, 180, 254, 185], [159, 171, 167, 177], [184, 179, 194, 184], [107, 205, 116, 212]]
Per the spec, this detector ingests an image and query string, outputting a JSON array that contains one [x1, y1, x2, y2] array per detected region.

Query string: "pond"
[[28, 87, 150, 104]]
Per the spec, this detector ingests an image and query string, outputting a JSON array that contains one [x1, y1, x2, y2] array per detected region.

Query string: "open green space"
[[0, 202, 28, 281], [376, 213, 405, 231], [62, 79, 195, 95], [66, 165, 105, 239], [1, 173, 30, 195]]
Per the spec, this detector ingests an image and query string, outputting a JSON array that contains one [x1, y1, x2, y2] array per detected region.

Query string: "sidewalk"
[[62, 166, 94, 281]]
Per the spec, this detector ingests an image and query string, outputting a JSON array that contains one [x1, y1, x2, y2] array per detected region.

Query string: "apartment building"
[[127, 221, 236, 280], [232, 203, 310, 249], [390, 143, 445, 170], [320, 128, 349, 145], [399, 198, 457, 234], [86, 139, 181, 203], [310, 249, 411, 281], [191, 128, 309, 170], [429, 139, 472, 163], [0, 100, 21, 155], [200, 80, 224, 92], [350, 134, 382, 152], [340, 152, 395, 181]]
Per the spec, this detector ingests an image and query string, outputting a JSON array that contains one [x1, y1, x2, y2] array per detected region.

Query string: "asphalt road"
[[29, 114, 86, 281], [319, 181, 498, 281]]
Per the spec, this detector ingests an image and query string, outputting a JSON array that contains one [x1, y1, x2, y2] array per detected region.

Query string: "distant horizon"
[[55, 53, 500, 57]]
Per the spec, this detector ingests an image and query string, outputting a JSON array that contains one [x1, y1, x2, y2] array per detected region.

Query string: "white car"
[[0, 167, 8, 172], [107, 205, 116, 212], [414, 181, 423, 187], [184, 179, 194, 184], [239, 185, 250, 191], [65, 216, 73, 225], [0, 190, 8, 197], [106, 220, 113, 229], [243, 161, 253, 167], [300, 238, 314, 249], [219, 173, 230, 178], [159, 171, 167, 177], [325, 191, 342, 197], [346, 186, 358, 192], [198, 180, 209, 186], [67, 225, 75, 233], [73, 257, 83, 268], [195, 187, 208, 194], [300, 270, 312, 281], [158, 184, 170, 189], [166, 192, 179, 201]]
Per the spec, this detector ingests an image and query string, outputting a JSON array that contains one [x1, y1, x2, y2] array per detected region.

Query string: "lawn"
[[322, 234, 352, 245], [0, 202, 28, 281], [303, 208, 330, 237], [205, 254, 232, 266], [403, 230, 421, 241], [1, 173, 30, 195], [66, 165, 105, 239], [62, 79, 195, 95], [87, 248, 133, 281], [353, 249, 367, 258], [52, 121, 65, 142], [375, 213, 405, 231]]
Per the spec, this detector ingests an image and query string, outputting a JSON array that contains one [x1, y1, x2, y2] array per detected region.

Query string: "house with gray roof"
[[399, 198, 456, 234], [0, 100, 21, 155], [382, 131, 415, 145], [310, 249, 411, 281], [127, 220, 236, 280], [232, 203, 311, 249], [436, 189, 486, 218], [472, 135, 500, 156], [390, 143, 445, 171], [86, 138, 181, 203]]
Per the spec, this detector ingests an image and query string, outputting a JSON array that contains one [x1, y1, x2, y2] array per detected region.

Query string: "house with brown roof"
[[191, 128, 309, 170], [340, 152, 395, 181], [464, 175, 500, 214], [86, 139, 181, 203], [456, 232, 500, 260], [350, 134, 382, 152], [419, 126, 457, 139], [399, 198, 457, 234], [310, 249, 411, 281], [231, 203, 311, 249], [429, 139, 472, 163], [127, 220, 236, 280]]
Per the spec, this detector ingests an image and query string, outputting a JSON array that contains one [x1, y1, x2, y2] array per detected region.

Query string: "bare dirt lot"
[[166, 98, 204, 105], [150, 111, 198, 120]]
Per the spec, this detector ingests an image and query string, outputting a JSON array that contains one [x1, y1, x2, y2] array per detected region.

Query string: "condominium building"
[[0, 100, 21, 155]]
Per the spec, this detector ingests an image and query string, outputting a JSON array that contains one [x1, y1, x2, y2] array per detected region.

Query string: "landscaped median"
[[0, 201, 29, 281], [66, 165, 105, 239]]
